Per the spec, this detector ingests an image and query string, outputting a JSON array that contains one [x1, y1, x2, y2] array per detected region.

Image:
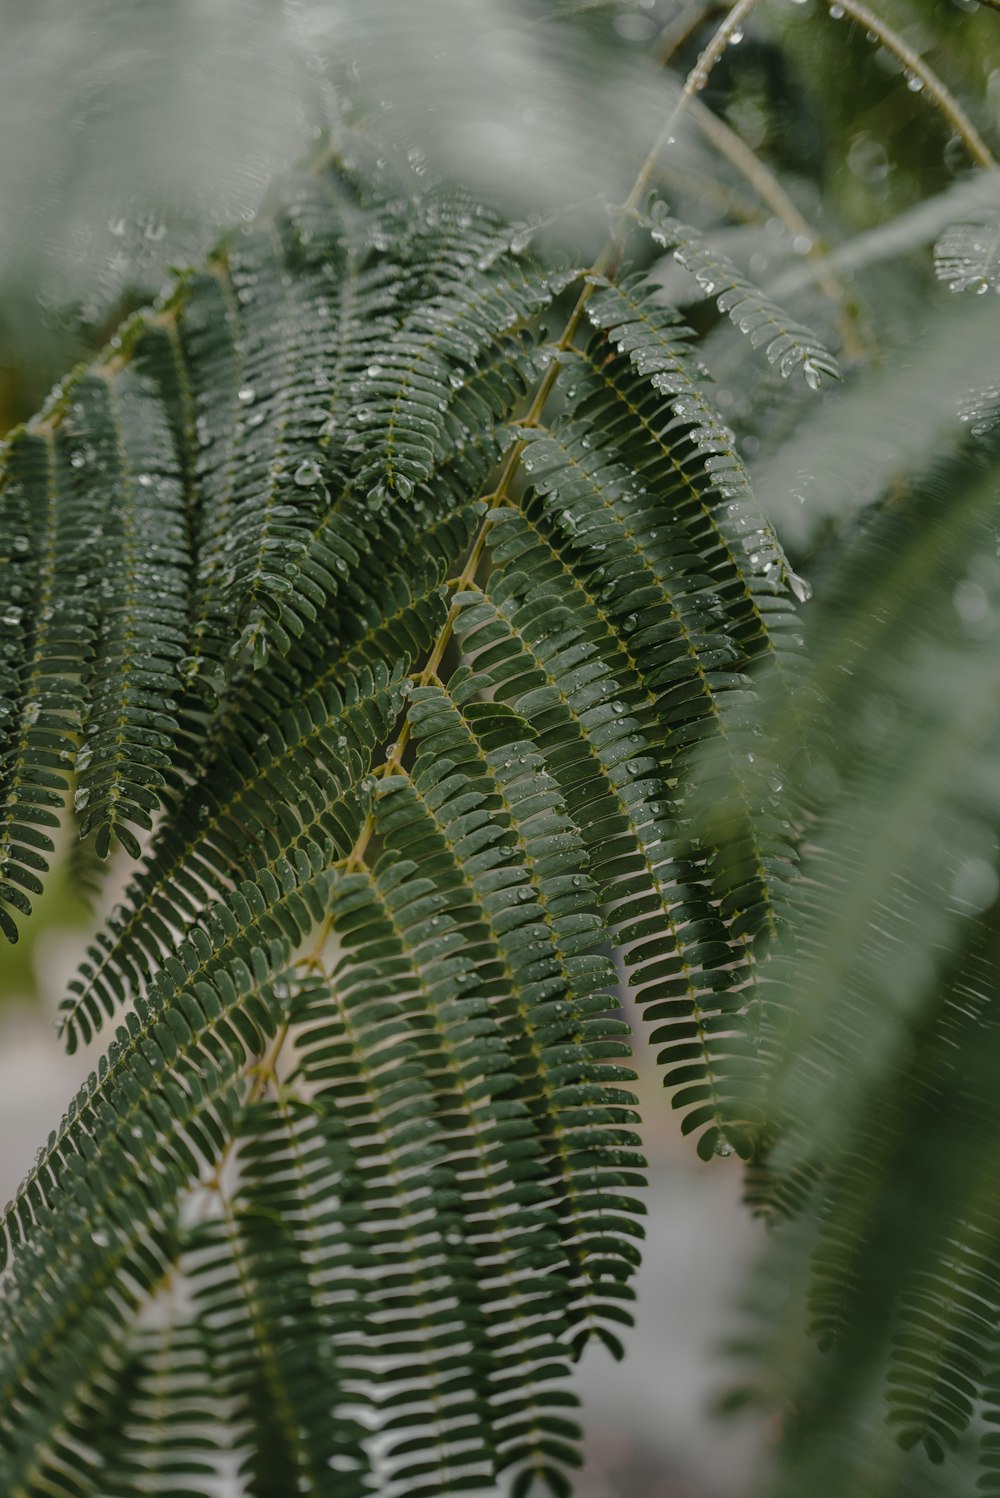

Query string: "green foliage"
[[4, 150, 787, 1495], [2, 6, 1000, 1496]]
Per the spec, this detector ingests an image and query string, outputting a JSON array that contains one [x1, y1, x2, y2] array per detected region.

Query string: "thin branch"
[[687, 97, 867, 359], [831, 0, 996, 170], [656, 1, 726, 67]]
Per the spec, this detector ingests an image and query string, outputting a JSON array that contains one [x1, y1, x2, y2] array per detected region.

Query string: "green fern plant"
[[3, 3, 1000, 1495]]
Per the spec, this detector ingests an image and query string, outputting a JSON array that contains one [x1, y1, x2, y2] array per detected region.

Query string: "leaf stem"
[[327, 0, 769, 897]]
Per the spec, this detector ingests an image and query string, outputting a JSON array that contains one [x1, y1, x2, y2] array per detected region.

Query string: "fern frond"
[[567, 315, 809, 657], [0, 114, 851, 1498], [0, 922, 327, 1490], [403, 684, 645, 1338], [638, 199, 841, 391], [190, 1146, 371, 1498], [59, 492, 480, 1049], [2, 849, 330, 1268], [285, 685, 644, 1491], [347, 252, 568, 507], [762, 454, 1000, 1178], [452, 500, 765, 1158], [0, 431, 88, 939], [81, 1313, 222, 1498], [59, 368, 190, 860], [62, 655, 408, 1050], [715, 438, 1000, 1491]]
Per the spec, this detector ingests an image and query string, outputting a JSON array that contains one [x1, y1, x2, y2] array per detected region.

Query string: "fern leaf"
[[762, 456, 1000, 1179], [286, 687, 645, 1489], [568, 317, 810, 668], [451, 510, 763, 1159], [404, 684, 645, 1331], [0, 137, 844, 1498], [347, 252, 568, 506], [190, 1172, 369, 1498], [638, 200, 841, 391], [0, 920, 327, 1489], [2, 854, 327, 1267], [195, 1087, 372, 1497], [59, 494, 480, 1049], [81, 1313, 222, 1498], [62, 369, 190, 859], [0, 431, 89, 938], [62, 654, 408, 1049]]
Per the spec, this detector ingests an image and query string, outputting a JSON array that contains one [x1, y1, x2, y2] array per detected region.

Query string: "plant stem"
[[327, 0, 770, 896], [830, 0, 995, 170], [687, 97, 867, 360]]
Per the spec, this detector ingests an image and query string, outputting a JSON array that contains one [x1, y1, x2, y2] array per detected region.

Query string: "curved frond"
[[638, 199, 841, 391], [720, 441, 1000, 1494]]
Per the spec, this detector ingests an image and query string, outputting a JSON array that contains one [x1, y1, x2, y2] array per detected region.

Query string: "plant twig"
[[687, 97, 867, 359], [830, 0, 996, 170]]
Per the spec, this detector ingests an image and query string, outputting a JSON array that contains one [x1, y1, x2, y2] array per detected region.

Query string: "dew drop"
[[788, 570, 813, 603], [294, 459, 322, 488]]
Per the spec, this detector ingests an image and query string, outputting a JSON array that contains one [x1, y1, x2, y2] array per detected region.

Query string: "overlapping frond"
[[346, 247, 569, 507]]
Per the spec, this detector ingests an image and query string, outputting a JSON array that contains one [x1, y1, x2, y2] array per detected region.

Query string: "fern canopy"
[[0, 144, 814, 1497], [1, 30, 999, 1493]]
